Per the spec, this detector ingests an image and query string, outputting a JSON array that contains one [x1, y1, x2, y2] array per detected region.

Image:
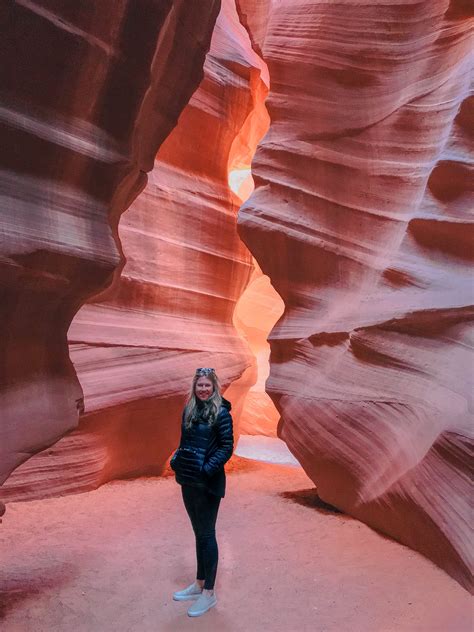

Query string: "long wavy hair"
[[184, 369, 223, 429]]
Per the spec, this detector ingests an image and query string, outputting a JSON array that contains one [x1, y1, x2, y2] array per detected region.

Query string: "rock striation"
[[1, 0, 269, 500], [238, 0, 473, 590], [2, 0, 472, 594], [0, 0, 221, 489]]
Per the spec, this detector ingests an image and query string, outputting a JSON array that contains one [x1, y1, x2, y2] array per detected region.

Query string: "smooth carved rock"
[[238, 0, 473, 590], [1, 0, 269, 500], [0, 0, 221, 489], [236, 0, 272, 58]]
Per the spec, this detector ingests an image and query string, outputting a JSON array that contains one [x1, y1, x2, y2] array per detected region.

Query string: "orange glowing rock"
[[234, 262, 284, 436]]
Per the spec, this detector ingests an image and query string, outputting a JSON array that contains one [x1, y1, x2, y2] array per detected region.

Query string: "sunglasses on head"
[[195, 368, 215, 375]]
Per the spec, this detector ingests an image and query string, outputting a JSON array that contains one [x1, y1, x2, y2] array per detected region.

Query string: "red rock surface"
[[238, 1, 473, 590], [0, 1, 221, 488], [1, 0, 269, 501]]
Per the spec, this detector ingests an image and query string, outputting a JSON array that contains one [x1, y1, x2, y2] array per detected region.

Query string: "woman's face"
[[195, 377, 213, 401]]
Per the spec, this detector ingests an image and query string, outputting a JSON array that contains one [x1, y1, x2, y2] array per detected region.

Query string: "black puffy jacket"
[[170, 398, 234, 498]]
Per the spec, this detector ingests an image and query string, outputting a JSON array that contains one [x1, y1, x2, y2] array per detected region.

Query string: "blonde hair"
[[184, 369, 223, 429]]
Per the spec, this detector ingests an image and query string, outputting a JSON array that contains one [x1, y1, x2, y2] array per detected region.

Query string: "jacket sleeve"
[[202, 407, 234, 478], [170, 411, 185, 471]]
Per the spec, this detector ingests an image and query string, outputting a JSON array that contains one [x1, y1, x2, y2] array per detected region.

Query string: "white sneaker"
[[173, 582, 203, 601], [187, 592, 217, 617]]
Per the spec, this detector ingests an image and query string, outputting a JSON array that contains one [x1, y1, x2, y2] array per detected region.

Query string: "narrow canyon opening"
[[229, 169, 292, 463]]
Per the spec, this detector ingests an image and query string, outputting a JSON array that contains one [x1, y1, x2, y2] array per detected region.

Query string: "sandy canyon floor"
[[0, 458, 471, 632]]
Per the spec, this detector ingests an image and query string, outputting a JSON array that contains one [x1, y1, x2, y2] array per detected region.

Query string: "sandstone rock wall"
[[238, 0, 473, 590], [2, 0, 472, 593], [0, 0, 221, 488], [1, 0, 269, 500]]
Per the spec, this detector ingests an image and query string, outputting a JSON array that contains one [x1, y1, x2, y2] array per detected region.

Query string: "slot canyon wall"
[[238, 0, 473, 590], [1, 0, 472, 594], [1, 0, 270, 500], [0, 0, 222, 491]]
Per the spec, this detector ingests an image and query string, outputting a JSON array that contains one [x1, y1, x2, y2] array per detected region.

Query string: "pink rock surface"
[[236, 0, 272, 57], [1, 0, 269, 500], [238, 1, 473, 590], [0, 1, 221, 488]]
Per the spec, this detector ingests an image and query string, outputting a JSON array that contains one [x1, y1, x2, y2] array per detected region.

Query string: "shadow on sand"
[[0, 562, 75, 620], [280, 488, 345, 515]]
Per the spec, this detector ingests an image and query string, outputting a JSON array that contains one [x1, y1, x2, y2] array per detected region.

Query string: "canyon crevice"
[[1, 0, 472, 595]]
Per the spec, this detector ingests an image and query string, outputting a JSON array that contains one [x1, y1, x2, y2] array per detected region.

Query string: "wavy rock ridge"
[[238, 0, 473, 590], [1, 0, 269, 500], [0, 0, 221, 489]]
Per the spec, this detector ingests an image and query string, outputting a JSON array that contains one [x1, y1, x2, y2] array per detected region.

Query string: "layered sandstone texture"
[[238, 1, 474, 590], [1, 0, 270, 500], [0, 0, 221, 489]]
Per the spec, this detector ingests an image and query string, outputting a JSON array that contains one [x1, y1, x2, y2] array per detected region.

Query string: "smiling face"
[[195, 377, 214, 401]]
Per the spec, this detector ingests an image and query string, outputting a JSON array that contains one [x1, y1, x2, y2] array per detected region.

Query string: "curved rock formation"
[[236, 0, 271, 58], [0, 0, 221, 488], [238, 1, 473, 590], [1, 0, 269, 500]]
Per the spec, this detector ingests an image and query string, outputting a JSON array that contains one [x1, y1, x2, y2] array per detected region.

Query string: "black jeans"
[[181, 485, 221, 590]]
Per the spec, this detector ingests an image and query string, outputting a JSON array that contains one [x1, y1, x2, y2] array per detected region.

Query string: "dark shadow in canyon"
[[280, 488, 344, 515]]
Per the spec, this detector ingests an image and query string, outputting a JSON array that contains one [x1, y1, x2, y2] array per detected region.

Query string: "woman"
[[170, 367, 234, 617]]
